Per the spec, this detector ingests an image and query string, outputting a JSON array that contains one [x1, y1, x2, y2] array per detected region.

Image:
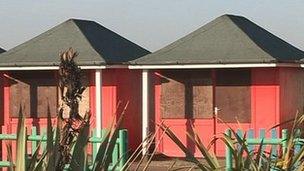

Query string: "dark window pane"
[[9, 71, 57, 118], [215, 69, 251, 123], [161, 70, 213, 119]]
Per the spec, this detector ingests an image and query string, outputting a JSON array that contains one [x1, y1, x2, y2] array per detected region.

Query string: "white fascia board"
[[80, 66, 106, 69], [129, 63, 300, 69], [0, 65, 106, 71]]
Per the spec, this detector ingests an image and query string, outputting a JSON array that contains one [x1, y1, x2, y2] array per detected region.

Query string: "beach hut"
[[0, 19, 150, 151], [129, 14, 304, 156]]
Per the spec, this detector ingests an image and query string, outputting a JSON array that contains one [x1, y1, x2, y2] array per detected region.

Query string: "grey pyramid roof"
[[0, 19, 150, 67], [131, 14, 304, 65], [0, 47, 5, 53]]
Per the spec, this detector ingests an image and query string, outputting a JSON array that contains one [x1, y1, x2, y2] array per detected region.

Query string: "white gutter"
[[0, 63, 300, 70], [0, 65, 106, 71], [81, 66, 106, 69], [129, 63, 300, 69]]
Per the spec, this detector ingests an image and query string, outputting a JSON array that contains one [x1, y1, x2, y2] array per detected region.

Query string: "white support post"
[[95, 69, 102, 139], [142, 69, 149, 155]]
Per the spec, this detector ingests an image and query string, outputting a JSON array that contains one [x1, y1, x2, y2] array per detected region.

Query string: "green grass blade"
[[53, 114, 62, 167], [33, 150, 48, 171], [290, 142, 304, 167], [103, 102, 129, 170], [92, 127, 111, 170], [46, 106, 55, 171], [255, 139, 264, 167], [27, 142, 41, 171], [70, 122, 90, 170], [186, 130, 219, 169], [158, 123, 208, 171], [92, 102, 123, 171], [221, 134, 238, 161], [6, 143, 14, 171], [16, 106, 26, 171]]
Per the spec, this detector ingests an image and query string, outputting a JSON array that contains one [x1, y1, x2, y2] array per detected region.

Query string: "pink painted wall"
[[0, 69, 143, 160], [153, 68, 281, 157], [279, 68, 304, 130], [90, 69, 142, 151]]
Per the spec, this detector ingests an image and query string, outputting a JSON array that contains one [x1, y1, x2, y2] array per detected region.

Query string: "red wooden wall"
[[279, 68, 304, 130], [152, 68, 283, 157], [0, 68, 142, 158], [90, 69, 142, 151], [1, 67, 304, 158], [1, 71, 58, 162]]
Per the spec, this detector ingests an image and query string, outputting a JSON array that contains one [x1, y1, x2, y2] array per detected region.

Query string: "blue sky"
[[0, 0, 303, 52]]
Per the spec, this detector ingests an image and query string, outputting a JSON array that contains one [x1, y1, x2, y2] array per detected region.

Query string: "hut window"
[[160, 70, 213, 119], [8, 71, 57, 118], [215, 69, 251, 123]]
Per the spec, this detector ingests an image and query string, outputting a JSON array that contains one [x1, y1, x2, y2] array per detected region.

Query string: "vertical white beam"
[[95, 69, 102, 138], [142, 69, 149, 155]]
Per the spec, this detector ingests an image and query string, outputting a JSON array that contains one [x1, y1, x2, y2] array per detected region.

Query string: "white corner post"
[[95, 69, 102, 139], [142, 69, 149, 155]]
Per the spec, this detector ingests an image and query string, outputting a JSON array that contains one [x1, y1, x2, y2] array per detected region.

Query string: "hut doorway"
[[158, 69, 215, 156], [156, 68, 253, 156]]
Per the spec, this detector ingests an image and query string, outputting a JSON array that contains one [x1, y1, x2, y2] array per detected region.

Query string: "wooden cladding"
[[215, 69, 251, 123], [160, 70, 213, 119], [8, 71, 57, 118], [160, 69, 252, 121]]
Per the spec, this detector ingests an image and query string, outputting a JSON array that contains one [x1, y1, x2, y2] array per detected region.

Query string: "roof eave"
[[128, 63, 300, 69], [0, 65, 106, 71]]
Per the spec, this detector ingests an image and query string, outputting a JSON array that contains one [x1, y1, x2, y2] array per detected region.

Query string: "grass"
[[153, 113, 304, 171], [8, 103, 129, 171]]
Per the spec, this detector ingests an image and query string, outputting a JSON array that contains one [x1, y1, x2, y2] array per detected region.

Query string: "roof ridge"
[[139, 15, 228, 60], [229, 15, 304, 62], [71, 20, 104, 63], [131, 14, 304, 65], [73, 20, 150, 63], [0, 19, 150, 67], [225, 16, 272, 61]]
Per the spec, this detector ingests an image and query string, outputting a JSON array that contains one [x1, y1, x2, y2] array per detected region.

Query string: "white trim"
[[0, 66, 59, 70], [81, 66, 106, 69], [0, 65, 106, 71], [95, 69, 102, 140], [142, 69, 149, 155], [129, 63, 300, 69], [0, 63, 300, 70]]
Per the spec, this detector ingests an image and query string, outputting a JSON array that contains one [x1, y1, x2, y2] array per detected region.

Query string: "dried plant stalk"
[[57, 48, 90, 170]]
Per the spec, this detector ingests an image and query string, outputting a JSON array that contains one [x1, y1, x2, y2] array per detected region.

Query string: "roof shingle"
[[0, 19, 150, 67], [131, 14, 304, 65]]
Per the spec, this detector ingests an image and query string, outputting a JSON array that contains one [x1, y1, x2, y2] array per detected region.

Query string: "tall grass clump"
[[157, 113, 304, 171]]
